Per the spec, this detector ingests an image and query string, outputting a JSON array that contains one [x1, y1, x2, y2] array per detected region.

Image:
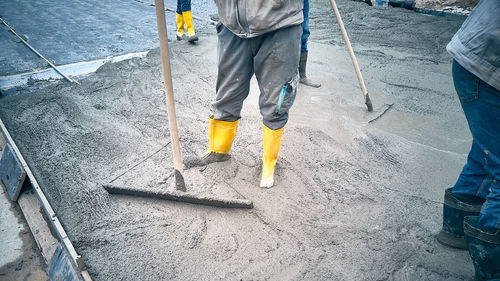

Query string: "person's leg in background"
[[299, 0, 321, 88], [177, 0, 198, 42], [175, 0, 185, 40], [438, 60, 500, 280], [253, 25, 302, 188], [300, 0, 310, 55]]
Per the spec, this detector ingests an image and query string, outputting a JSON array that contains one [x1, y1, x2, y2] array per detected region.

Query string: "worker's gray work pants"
[[211, 23, 302, 130]]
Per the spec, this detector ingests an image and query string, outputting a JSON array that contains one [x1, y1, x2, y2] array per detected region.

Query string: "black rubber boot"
[[436, 188, 485, 249], [464, 216, 500, 281], [299, 52, 321, 88]]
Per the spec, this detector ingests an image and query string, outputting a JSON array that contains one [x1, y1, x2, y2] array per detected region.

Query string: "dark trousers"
[[301, 0, 310, 53], [212, 24, 302, 130], [176, 0, 191, 14]]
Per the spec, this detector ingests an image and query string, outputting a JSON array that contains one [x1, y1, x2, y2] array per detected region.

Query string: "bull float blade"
[[104, 184, 253, 209], [367, 103, 394, 124]]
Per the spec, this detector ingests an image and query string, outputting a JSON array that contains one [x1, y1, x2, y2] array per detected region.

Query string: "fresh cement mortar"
[[0, 1, 475, 280]]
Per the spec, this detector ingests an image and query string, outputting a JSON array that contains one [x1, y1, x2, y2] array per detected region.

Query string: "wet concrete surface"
[[0, 0, 216, 76], [0, 0, 475, 280]]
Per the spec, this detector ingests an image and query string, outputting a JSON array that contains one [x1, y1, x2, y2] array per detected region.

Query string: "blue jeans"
[[301, 0, 310, 53], [176, 0, 191, 14], [451, 60, 500, 229]]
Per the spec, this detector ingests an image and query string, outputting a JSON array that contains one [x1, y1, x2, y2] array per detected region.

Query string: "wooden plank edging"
[[0, 118, 92, 281]]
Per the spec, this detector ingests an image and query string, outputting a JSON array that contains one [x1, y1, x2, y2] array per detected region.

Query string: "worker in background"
[[202, 1, 304, 188], [436, 1, 500, 280], [175, 0, 198, 42], [299, 0, 321, 88]]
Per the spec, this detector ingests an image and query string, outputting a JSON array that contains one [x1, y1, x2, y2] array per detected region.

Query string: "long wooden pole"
[[328, 0, 373, 112], [154, 0, 186, 191]]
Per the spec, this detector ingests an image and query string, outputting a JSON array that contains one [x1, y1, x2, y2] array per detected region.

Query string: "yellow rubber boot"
[[175, 13, 184, 40], [260, 125, 284, 188], [182, 11, 198, 42], [203, 116, 239, 164]]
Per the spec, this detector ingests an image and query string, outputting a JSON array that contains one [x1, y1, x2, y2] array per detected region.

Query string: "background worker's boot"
[[202, 117, 239, 164], [182, 11, 198, 42], [299, 52, 321, 88], [260, 125, 284, 188], [175, 13, 185, 41], [464, 216, 500, 281], [436, 188, 485, 249]]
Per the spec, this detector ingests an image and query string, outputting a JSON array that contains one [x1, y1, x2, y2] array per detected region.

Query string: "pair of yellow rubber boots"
[[205, 117, 283, 188], [176, 11, 198, 42]]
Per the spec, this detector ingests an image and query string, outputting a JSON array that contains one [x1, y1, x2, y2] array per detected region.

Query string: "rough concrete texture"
[[0, 0, 476, 280], [414, 0, 478, 9]]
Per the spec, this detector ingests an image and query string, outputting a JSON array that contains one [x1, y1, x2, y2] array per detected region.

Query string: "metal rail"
[[0, 17, 80, 85]]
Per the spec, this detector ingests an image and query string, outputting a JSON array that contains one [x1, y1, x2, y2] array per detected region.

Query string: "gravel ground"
[[0, 1, 475, 280]]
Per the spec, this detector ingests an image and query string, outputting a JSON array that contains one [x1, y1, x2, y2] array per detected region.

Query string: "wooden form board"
[[0, 118, 92, 281], [0, 143, 27, 201], [17, 188, 59, 264], [18, 188, 92, 281], [48, 243, 84, 281]]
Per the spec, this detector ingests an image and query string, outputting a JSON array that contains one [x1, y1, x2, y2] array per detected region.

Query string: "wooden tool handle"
[[154, 0, 184, 175], [329, 0, 369, 101]]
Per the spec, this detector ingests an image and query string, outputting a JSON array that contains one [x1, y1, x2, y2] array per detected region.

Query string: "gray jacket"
[[214, 0, 303, 38], [446, 0, 500, 91]]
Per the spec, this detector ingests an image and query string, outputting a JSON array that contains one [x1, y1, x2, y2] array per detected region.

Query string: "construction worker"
[[436, 1, 500, 280], [299, 0, 321, 88], [175, 0, 198, 42], [202, 1, 304, 188]]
